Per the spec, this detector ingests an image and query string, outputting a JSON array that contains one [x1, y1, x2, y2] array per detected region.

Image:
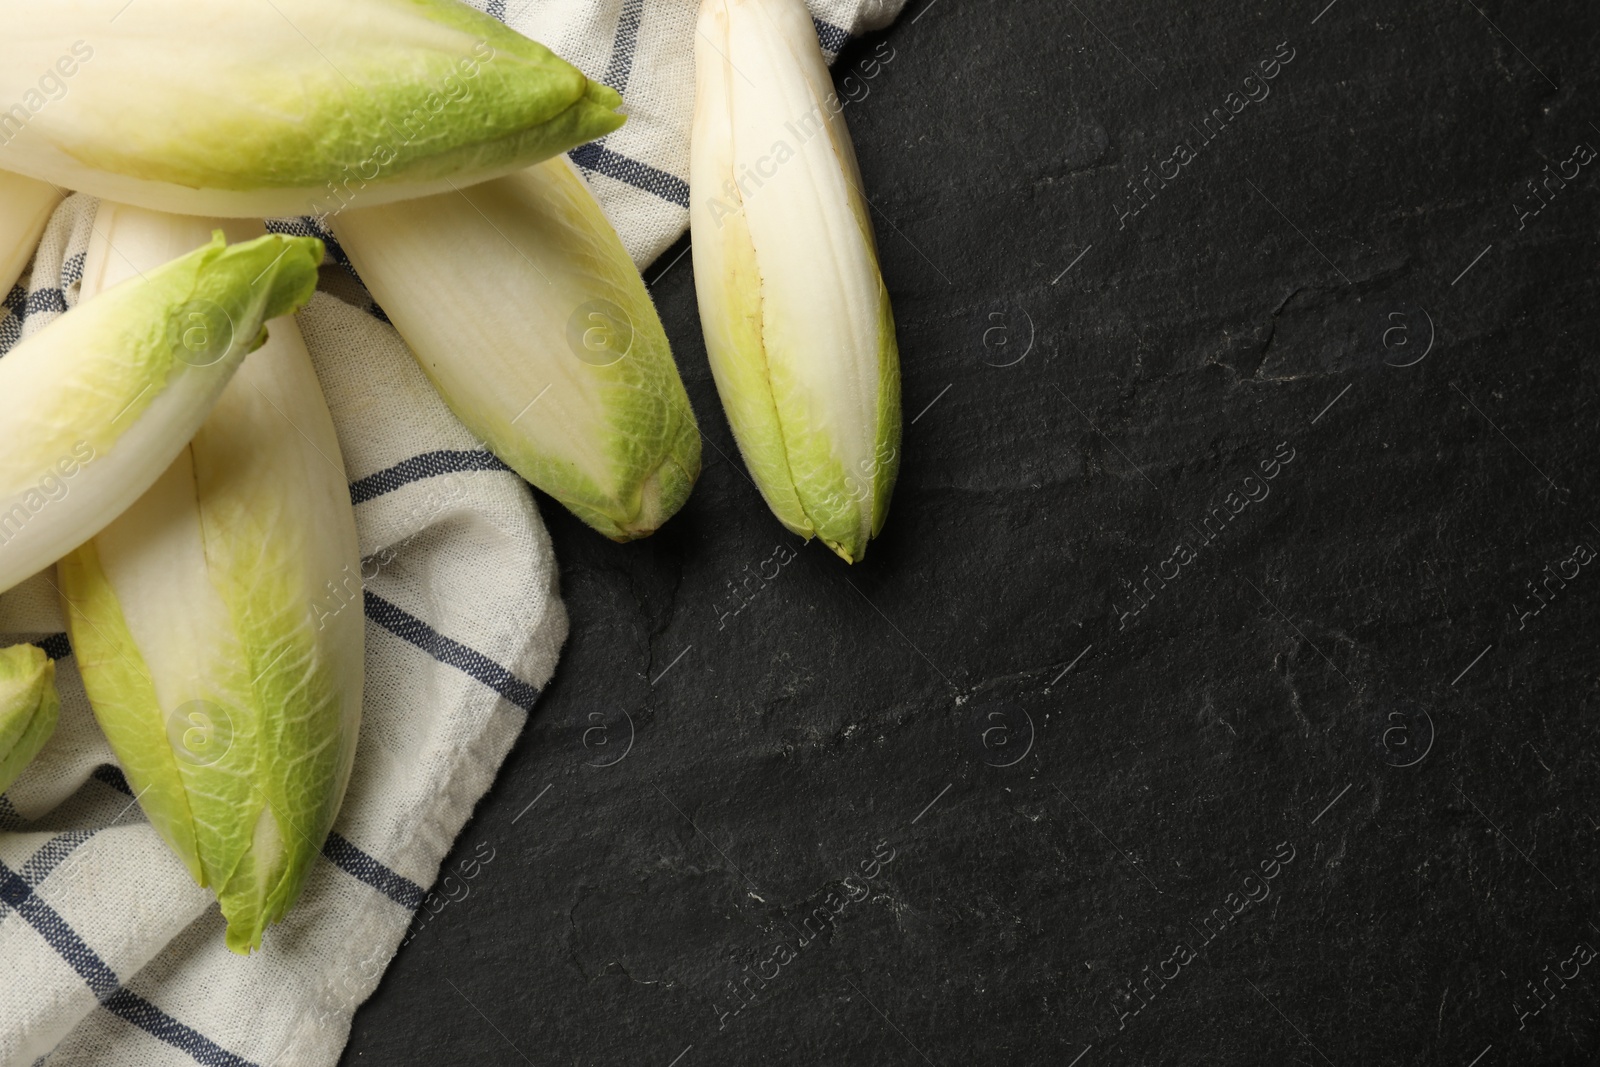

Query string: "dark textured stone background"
[[343, 0, 1600, 1063]]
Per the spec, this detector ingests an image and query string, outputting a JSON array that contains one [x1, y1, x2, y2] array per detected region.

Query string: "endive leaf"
[[0, 170, 63, 297]]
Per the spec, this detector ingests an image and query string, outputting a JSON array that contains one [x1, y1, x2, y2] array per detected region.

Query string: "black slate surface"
[[341, 1, 1600, 1063]]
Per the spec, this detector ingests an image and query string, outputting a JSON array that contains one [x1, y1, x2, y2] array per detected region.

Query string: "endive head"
[[57, 206, 362, 954], [332, 158, 702, 542], [690, 0, 902, 563], [0, 0, 624, 217], [0, 231, 324, 595], [0, 643, 59, 796]]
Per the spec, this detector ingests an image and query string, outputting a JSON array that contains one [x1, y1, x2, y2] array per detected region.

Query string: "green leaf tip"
[[0, 644, 60, 797]]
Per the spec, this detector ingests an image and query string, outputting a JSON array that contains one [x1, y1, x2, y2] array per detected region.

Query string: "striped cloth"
[[0, 1, 906, 1065]]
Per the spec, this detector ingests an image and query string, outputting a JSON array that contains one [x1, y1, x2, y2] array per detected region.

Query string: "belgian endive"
[[0, 0, 623, 217], [58, 207, 363, 954], [332, 158, 702, 540], [691, 0, 902, 563], [0, 643, 59, 796], [0, 230, 323, 596], [0, 171, 63, 296]]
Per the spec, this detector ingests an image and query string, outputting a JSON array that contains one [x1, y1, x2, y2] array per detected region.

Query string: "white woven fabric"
[[0, 2, 905, 1064]]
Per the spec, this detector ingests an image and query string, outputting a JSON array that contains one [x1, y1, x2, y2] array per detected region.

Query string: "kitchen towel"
[[0, 1, 908, 1065]]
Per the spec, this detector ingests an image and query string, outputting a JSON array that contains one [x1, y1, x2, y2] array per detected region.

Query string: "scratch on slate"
[[1522, 742, 1553, 777]]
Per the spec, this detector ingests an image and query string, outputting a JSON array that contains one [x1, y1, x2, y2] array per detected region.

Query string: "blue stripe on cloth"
[[814, 17, 851, 54], [264, 216, 355, 274], [0, 794, 18, 829], [34, 632, 71, 660], [486, 0, 505, 20], [0, 285, 25, 354], [349, 449, 511, 506], [101, 989, 261, 1067], [93, 764, 133, 795], [21, 288, 67, 317], [321, 832, 426, 911], [0, 274, 77, 357], [20, 829, 92, 884], [0, 831, 90, 923], [0, 850, 262, 1067], [601, 0, 647, 94], [60, 250, 86, 290], [568, 143, 691, 209], [82, 763, 426, 913], [0, 860, 121, 999], [363, 592, 542, 713]]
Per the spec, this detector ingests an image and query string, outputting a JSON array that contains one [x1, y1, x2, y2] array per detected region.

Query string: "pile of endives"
[[0, 0, 902, 951]]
